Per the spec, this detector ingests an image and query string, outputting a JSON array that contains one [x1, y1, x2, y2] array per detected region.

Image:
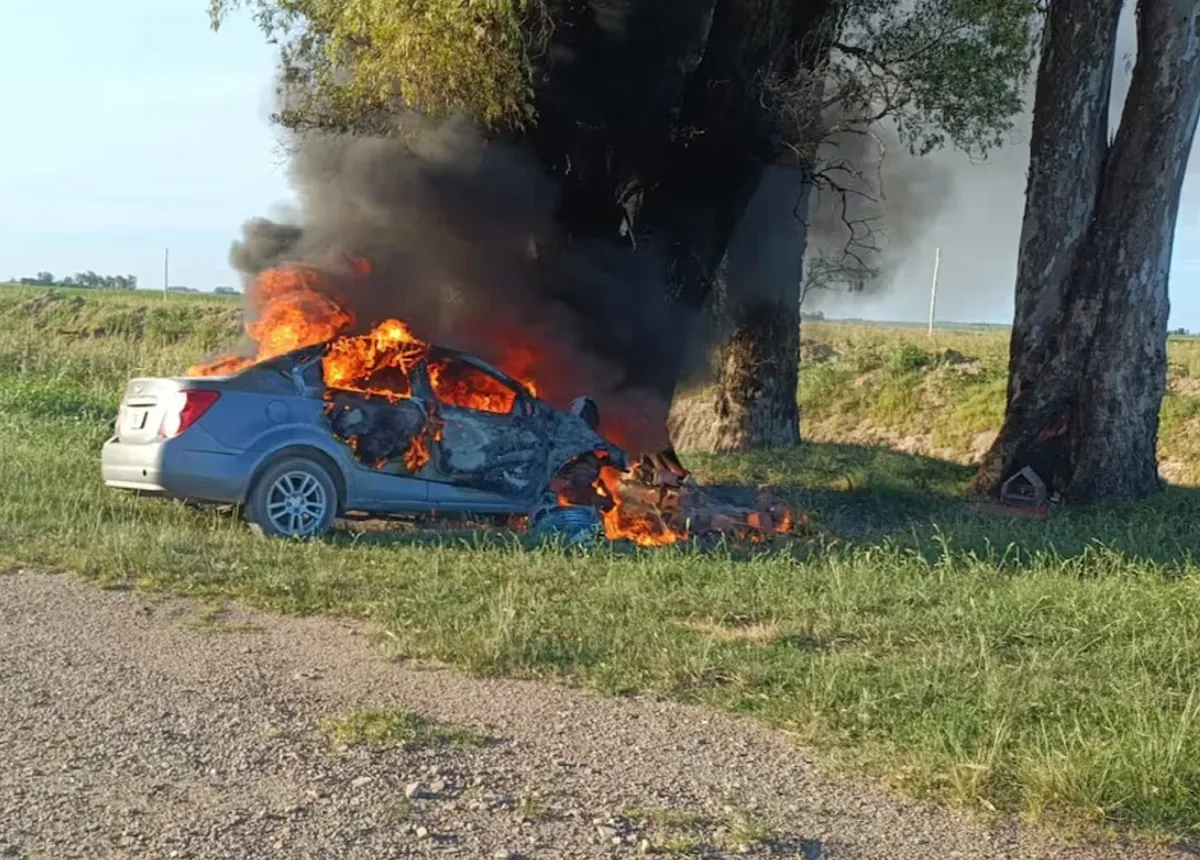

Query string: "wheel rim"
[[264, 470, 328, 536]]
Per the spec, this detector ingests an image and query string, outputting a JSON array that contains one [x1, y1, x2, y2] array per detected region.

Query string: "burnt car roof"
[[250, 342, 533, 397], [425, 346, 530, 393]]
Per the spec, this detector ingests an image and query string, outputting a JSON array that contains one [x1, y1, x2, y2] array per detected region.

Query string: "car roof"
[[258, 341, 533, 396], [426, 345, 527, 391]]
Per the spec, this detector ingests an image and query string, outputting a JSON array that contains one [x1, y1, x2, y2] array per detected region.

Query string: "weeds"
[[318, 708, 486, 751]]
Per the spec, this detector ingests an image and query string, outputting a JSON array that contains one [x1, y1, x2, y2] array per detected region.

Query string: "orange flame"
[[322, 318, 428, 399], [187, 354, 255, 377], [428, 357, 519, 414], [188, 265, 355, 377], [594, 464, 687, 547]]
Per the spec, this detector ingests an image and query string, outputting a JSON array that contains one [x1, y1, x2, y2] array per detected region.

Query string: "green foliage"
[[13, 270, 138, 290], [832, 0, 1040, 156], [883, 340, 935, 375], [209, 0, 547, 130], [211, 0, 1036, 158]]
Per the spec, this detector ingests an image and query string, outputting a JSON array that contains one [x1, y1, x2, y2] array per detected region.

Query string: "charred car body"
[[100, 342, 625, 538]]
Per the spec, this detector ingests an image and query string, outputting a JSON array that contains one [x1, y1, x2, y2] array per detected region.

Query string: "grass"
[[318, 707, 486, 750], [784, 322, 1200, 484], [620, 805, 780, 854], [2, 284, 1200, 842]]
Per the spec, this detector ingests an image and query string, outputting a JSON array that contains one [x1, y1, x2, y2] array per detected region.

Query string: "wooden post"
[[928, 247, 941, 336], [163, 248, 169, 298]]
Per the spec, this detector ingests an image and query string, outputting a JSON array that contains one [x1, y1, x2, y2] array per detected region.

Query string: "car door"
[[417, 354, 551, 505]]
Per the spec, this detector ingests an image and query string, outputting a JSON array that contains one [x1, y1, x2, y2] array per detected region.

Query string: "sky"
[[0, 0, 291, 292], [1, 1, 1198, 328]]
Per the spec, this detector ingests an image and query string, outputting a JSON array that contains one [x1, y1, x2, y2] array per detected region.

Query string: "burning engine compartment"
[[189, 262, 797, 547]]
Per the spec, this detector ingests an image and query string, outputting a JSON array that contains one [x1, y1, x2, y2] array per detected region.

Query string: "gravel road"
[[0, 571, 1186, 860]]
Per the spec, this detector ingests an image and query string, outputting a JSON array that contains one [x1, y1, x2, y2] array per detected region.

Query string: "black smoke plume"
[[804, 113, 955, 302], [226, 117, 693, 453]]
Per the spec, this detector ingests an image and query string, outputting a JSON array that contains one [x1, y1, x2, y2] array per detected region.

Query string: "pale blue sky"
[[0, 0, 290, 292], [1, 0, 1198, 328]]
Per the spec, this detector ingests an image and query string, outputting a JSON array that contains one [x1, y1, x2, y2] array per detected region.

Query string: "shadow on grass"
[[179, 440, 1200, 570], [684, 441, 1200, 570]]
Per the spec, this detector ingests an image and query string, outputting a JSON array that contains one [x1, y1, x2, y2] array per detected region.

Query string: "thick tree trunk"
[[532, 0, 839, 455], [977, 0, 1200, 502], [665, 0, 836, 453], [1066, 0, 1200, 499], [675, 165, 809, 451]]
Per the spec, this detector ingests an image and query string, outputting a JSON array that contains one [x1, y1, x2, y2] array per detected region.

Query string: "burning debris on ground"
[[595, 456, 796, 546]]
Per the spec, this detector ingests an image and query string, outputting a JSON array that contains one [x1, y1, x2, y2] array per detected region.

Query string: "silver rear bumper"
[[101, 436, 247, 503], [101, 436, 166, 492]]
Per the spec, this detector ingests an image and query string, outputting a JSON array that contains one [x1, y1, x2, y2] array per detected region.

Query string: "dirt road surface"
[[0, 571, 1186, 860]]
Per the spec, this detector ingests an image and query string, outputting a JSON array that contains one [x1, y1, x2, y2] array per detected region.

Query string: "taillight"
[[160, 390, 220, 438]]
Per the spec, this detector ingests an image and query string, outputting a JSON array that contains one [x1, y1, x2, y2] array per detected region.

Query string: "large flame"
[[595, 464, 687, 546], [428, 357, 519, 414], [188, 261, 790, 547], [188, 264, 355, 377], [322, 318, 427, 398]]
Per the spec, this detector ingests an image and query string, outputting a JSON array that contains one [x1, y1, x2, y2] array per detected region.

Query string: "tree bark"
[[666, 0, 837, 453], [977, 0, 1200, 502], [675, 165, 809, 451]]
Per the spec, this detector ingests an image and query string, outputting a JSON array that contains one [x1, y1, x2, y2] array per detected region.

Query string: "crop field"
[[2, 283, 1199, 841]]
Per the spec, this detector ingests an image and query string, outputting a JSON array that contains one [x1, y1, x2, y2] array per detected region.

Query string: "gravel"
[[0, 571, 1187, 859]]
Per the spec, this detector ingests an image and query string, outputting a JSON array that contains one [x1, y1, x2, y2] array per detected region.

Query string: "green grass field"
[[3, 283, 1200, 842]]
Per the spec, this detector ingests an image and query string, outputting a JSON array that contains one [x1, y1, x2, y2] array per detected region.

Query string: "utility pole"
[[928, 246, 941, 337], [163, 248, 170, 298]]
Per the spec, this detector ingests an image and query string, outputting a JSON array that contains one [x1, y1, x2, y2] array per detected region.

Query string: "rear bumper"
[[101, 437, 248, 503]]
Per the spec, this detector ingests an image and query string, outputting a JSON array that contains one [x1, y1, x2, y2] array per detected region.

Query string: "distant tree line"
[[12, 271, 138, 290]]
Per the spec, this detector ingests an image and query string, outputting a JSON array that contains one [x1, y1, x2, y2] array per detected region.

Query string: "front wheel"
[[246, 457, 338, 539]]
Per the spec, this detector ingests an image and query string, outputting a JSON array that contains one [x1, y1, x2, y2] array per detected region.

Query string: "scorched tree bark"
[[705, 165, 813, 450], [977, 0, 1200, 502]]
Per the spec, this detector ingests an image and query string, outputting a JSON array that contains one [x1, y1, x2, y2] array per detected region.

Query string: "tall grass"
[[3, 285, 1200, 841]]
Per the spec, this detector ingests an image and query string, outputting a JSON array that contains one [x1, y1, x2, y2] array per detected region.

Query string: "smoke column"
[[225, 117, 690, 453]]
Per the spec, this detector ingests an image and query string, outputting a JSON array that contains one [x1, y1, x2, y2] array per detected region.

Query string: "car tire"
[[246, 456, 339, 539]]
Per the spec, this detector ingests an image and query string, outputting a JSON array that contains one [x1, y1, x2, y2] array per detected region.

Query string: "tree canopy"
[[210, 0, 1038, 160], [208, 0, 548, 131], [830, 0, 1037, 158], [13, 271, 138, 290]]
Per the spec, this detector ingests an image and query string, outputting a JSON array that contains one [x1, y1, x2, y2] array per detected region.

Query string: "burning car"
[[101, 323, 626, 539], [101, 260, 795, 545]]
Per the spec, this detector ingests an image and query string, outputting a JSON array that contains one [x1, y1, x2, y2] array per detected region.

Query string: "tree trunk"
[[1066, 0, 1200, 499], [675, 165, 809, 451], [977, 0, 1200, 502], [532, 0, 838, 455], [665, 0, 836, 453]]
